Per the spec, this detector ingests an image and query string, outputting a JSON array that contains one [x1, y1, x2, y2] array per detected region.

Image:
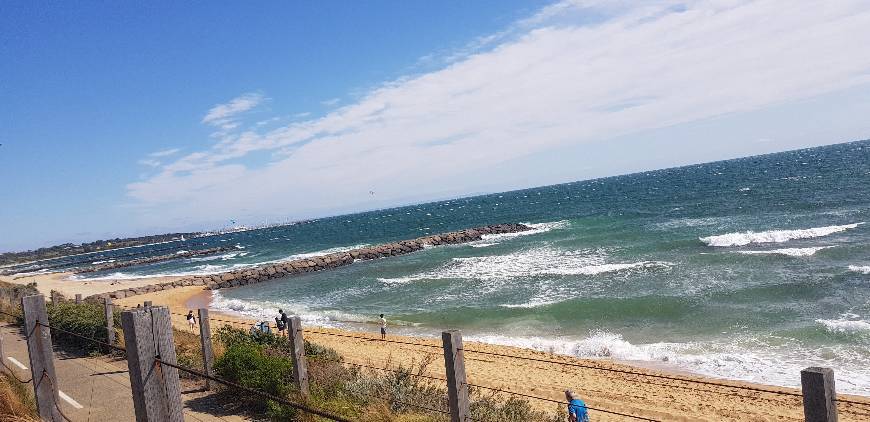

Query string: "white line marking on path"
[[59, 390, 84, 409], [7, 356, 27, 370]]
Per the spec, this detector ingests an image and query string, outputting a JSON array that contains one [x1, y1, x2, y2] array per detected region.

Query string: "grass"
[[0, 371, 38, 422]]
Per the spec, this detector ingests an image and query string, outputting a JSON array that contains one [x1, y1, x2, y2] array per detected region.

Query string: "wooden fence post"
[[801, 367, 837, 422], [22, 295, 62, 421], [121, 306, 184, 422], [104, 297, 115, 349], [74, 294, 82, 304], [442, 330, 470, 422], [197, 308, 214, 390], [50, 292, 60, 305], [288, 316, 309, 397]]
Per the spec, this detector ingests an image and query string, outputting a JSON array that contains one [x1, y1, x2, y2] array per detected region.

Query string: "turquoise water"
[[75, 140, 870, 393]]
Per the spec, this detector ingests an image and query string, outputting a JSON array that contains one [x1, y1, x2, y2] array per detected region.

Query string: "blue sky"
[[2, 0, 870, 252]]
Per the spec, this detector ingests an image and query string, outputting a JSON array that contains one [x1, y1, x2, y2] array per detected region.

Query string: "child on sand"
[[186, 310, 196, 332], [565, 390, 589, 422], [379, 314, 386, 340]]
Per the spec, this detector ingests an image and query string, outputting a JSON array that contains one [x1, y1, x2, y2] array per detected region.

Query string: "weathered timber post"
[[104, 297, 115, 350], [74, 294, 82, 304], [121, 306, 183, 422], [288, 316, 309, 397], [50, 291, 60, 305], [802, 367, 837, 422], [442, 330, 470, 422], [21, 295, 62, 421], [197, 308, 214, 390]]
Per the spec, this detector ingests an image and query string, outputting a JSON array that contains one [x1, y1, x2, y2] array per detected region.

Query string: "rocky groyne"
[[77, 247, 230, 274], [85, 223, 530, 302]]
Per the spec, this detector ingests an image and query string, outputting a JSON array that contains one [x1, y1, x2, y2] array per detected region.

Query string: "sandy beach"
[[4, 272, 870, 421]]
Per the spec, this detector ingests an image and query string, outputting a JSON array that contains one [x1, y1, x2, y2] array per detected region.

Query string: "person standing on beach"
[[186, 310, 196, 332], [277, 309, 288, 336], [565, 390, 589, 422], [379, 314, 387, 340]]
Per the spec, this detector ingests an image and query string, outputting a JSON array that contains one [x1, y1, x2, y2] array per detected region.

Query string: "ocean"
[[69, 140, 870, 394]]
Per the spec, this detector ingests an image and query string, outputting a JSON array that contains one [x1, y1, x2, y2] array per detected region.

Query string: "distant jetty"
[[86, 223, 530, 302], [76, 247, 230, 274]]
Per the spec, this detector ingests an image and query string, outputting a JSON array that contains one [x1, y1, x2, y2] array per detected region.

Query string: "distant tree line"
[[0, 232, 200, 266]]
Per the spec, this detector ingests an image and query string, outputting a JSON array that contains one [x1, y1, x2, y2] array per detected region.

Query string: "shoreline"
[[5, 272, 870, 420]]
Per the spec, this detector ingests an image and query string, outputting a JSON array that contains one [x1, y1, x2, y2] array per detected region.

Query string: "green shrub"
[[214, 328, 295, 420], [45, 302, 120, 354]]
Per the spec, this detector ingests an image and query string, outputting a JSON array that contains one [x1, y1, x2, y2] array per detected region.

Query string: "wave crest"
[[378, 247, 671, 284], [736, 246, 834, 257], [817, 318, 870, 335], [700, 223, 863, 247]]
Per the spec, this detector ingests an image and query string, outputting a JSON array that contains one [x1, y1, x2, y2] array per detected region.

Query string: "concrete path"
[[0, 324, 244, 421]]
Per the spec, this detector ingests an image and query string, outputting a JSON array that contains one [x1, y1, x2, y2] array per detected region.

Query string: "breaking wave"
[[817, 318, 870, 335], [472, 220, 569, 246], [378, 247, 671, 284], [210, 291, 368, 327], [700, 223, 863, 247], [848, 265, 870, 275], [736, 246, 835, 257]]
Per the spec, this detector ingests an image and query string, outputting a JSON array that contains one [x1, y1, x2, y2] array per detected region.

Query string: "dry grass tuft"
[[0, 372, 38, 421]]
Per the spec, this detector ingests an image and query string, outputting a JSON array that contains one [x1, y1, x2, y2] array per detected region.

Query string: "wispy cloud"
[[320, 98, 340, 107], [148, 148, 180, 158], [202, 92, 265, 130], [137, 159, 162, 167], [127, 0, 870, 225]]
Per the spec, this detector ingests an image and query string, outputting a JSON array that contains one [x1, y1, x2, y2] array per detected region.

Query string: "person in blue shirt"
[[565, 390, 589, 422]]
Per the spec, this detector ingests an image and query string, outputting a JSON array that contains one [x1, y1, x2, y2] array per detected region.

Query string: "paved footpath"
[[0, 324, 244, 421]]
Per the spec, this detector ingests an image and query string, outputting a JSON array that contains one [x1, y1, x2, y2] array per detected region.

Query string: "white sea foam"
[[469, 243, 497, 248], [472, 220, 569, 246], [210, 291, 368, 327], [466, 331, 870, 395], [90, 260, 116, 265], [188, 252, 243, 262], [499, 298, 562, 308], [817, 318, 870, 335], [377, 247, 671, 284], [700, 223, 863, 247], [736, 246, 834, 257], [283, 244, 369, 260], [848, 265, 870, 275]]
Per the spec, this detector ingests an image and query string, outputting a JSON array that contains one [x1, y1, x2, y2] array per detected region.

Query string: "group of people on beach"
[[183, 307, 588, 420]]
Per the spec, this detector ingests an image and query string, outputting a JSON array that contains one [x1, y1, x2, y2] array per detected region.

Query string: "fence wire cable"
[[462, 347, 803, 398], [0, 358, 33, 383], [353, 388, 450, 415], [303, 328, 443, 350], [35, 321, 126, 354], [154, 358, 352, 422], [307, 354, 448, 382], [468, 382, 660, 421], [39, 369, 73, 422]]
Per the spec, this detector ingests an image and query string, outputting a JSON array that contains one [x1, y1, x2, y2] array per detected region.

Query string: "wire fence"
[[155, 357, 352, 422], [30, 300, 870, 421]]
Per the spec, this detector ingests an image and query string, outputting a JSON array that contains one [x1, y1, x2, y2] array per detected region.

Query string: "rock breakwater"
[[85, 223, 530, 302], [77, 247, 230, 274]]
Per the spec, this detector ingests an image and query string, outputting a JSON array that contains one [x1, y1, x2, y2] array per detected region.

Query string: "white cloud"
[[137, 159, 161, 167], [202, 92, 265, 129], [148, 148, 180, 158], [127, 0, 870, 225], [320, 98, 340, 106]]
